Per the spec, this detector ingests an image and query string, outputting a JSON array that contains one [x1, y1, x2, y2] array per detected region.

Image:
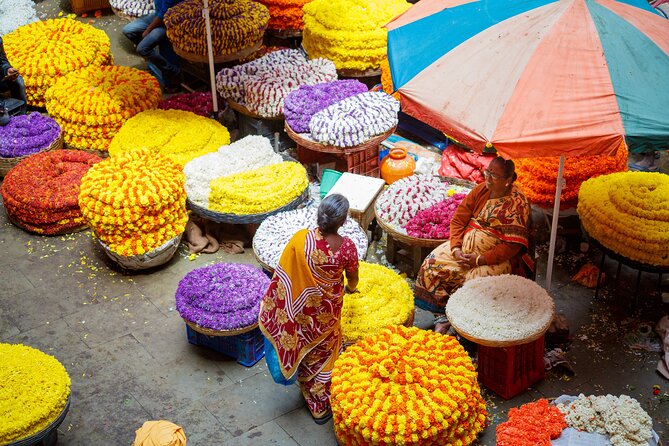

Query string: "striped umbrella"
[[387, 0, 669, 158]]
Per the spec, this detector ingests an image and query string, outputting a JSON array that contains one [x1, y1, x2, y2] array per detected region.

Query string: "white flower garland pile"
[[0, 0, 38, 36], [557, 394, 653, 446], [253, 206, 368, 270], [309, 91, 399, 147], [445, 275, 555, 342], [375, 174, 449, 229], [184, 135, 282, 208], [109, 0, 155, 17], [215, 49, 336, 117]]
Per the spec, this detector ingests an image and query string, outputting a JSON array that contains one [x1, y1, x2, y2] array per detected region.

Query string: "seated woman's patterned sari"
[[259, 227, 358, 418], [415, 183, 533, 312]]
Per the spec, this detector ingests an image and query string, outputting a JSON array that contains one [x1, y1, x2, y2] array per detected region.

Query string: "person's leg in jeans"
[[136, 27, 180, 87], [0, 76, 27, 113], [122, 14, 154, 46]]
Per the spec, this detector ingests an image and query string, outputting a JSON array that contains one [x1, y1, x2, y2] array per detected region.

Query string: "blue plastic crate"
[[186, 324, 265, 367]]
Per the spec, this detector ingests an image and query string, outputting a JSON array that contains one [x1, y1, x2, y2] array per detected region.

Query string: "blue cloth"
[[154, 0, 182, 18], [264, 337, 297, 386], [0, 36, 13, 79], [123, 14, 180, 83]]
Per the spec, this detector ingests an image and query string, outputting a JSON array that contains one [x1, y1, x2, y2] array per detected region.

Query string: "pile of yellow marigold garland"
[[342, 262, 413, 345], [108, 110, 230, 167], [0, 344, 71, 444], [164, 0, 269, 57], [515, 141, 628, 209], [78, 149, 188, 257], [3, 18, 112, 107], [380, 57, 401, 102], [209, 161, 308, 215], [302, 0, 410, 71], [45, 66, 161, 152], [331, 326, 487, 445], [578, 171, 669, 267], [258, 0, 313, 30]]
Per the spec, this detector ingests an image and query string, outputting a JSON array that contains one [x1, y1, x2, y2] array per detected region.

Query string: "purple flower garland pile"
[[158, 92, 213, 118], [0, 113, 60, 158], [176, 263, 270, 331], [284, 79, 368, 133]]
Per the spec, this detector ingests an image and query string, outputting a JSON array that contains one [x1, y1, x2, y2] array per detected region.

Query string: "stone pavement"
[[1, 3, 667, 444]]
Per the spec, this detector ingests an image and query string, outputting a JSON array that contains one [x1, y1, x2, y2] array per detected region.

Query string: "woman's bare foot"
[[433, 315, 451, 334]]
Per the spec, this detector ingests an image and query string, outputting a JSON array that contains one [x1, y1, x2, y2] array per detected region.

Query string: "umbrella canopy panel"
[[387, 0, 669, 157]]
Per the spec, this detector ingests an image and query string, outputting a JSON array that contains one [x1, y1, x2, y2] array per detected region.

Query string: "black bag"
[[0, 99, 10, 126]]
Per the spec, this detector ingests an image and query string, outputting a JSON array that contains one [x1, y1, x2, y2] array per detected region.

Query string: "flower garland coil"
[[0, 344, 71, 444], [165, 0, 269, 57], [3, 18, 113, 107], [109, 0, 155, 18], [577, 171, 669, 267], [108, 109, 230, 167], [258, 0, 313, 30], [331, 325, 487, 445], [45, 66, 161, 152]]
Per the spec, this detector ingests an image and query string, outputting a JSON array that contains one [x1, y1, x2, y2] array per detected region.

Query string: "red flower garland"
[[1, 150, 102, 234], [496, 399, 566, 446]]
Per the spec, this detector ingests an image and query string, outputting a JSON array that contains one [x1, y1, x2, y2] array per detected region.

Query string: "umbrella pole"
[[203, 0, 219, 114], [545, 155, 565, 290]]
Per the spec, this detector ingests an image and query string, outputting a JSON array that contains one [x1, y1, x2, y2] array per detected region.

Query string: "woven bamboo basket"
[[184, 318, 258, 337], [252, 244, 275, 274], [226, 99, 284, 120], [173, 39, 263, 64], [285, 123, 396, 155], [336, 67, 382, 78], [98, 234, 182, 270], [266, 28, 302, 38], [7, 395, 71, 446], [0, 133, 63, 177]]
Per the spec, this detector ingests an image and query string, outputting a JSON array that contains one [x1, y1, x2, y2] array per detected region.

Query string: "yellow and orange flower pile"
[[0, 343, 71, 444], [380, 57, 401, 102], [258, 0, 313, 31], [108, 109, 230, 167], [45, 66, 161, 152], [164, 0, 269, 57], [331, 326, 487, 445], [3, 18, 112, 107], [78, 149, 188, 257], [515, 141, 628, 209], [303, 0, 410, 72], [578, 171, 669, 267]]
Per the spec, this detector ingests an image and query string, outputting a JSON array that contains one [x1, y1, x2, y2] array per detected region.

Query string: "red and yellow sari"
[[415, 183, 533, 311], [258, 228, 358, 418]]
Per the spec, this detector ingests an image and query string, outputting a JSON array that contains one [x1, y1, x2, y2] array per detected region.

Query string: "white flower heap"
[[216, 49, 336, 117], [109, 0, 155, 17], [0, 0, 38, 37], [446, 275, 554, 342], [253, 206, 368, 270], [557, 394, 653, 446], [184, 135, 282, 208], [309, 91, 399, 147], [375, 174, 449, 228]]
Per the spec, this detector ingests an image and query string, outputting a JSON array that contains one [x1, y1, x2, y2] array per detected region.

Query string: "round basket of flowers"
[[0, 343, 71, 445], [78, 149, 188, 270], [252, 206, 368, 273], [0, 113, 62, 177], [374, 174, 474, 248], [3, 18, 113, 107], [108, 109, 230, 167], [109, 0, 155, 20], [331, 325, 487, 445], [1, 150, 102, 235]]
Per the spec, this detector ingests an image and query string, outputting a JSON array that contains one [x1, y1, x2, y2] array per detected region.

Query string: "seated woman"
[[259, 194, 359, 424], [415, 156, 534, 333]]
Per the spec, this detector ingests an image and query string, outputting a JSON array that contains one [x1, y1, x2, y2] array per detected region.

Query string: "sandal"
[[544, 348, 575, 376]]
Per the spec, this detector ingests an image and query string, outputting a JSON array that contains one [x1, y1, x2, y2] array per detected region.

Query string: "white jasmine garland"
[[375, 174, 449, 231], [253, 206, 368, 270], [309, 91, 399, 147], [109, 0, 155, 17], [445, 275, 555, 342], [557, 394, 653, 446], [184, 135, 282, 207], [0, 0, 38, 37]]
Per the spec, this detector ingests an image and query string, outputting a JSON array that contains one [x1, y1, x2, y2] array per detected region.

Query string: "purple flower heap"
[[0, 113, 60, 158], [284, 80, 368, 133], [176, 263, 270, 331]]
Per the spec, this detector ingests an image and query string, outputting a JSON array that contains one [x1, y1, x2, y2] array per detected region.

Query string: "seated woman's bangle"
[[475, 255, 481, 267]]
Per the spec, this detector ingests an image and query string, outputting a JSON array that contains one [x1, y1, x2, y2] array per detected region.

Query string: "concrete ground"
[[1, 3, 668, 445]]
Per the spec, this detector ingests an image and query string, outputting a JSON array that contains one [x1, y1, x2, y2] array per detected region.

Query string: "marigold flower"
[[496, 399, 566, 446]]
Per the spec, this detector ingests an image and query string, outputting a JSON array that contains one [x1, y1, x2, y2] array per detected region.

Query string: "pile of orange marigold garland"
[[331, 325, 487, 445], [496, 399, 566, 446]]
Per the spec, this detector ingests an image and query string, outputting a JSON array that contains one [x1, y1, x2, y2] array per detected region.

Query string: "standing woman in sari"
[[259, 194, 359, 424], [415, 157, 534, 333]]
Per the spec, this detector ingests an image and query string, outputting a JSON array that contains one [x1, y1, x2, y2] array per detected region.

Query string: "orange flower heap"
[[258, 0, 313, 31], [331, 325, 487, 445], [78, 149, 188, 257], [380, 57, 400, 102], [496, 399, 566, 446], [3, 18, 112, 107], [514, 141, 627, 209], [1, 150, 102, 235], [45, 66, 161, 152]]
